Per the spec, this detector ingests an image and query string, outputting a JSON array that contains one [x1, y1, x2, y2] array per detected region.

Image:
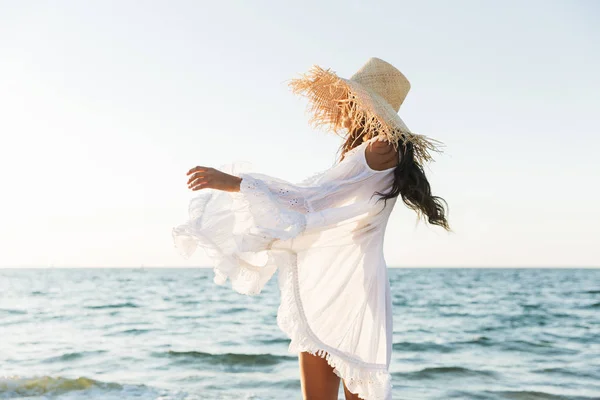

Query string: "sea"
[[0, 268, 598, 400]]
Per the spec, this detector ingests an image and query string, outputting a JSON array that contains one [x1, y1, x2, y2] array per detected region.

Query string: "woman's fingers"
[[187, 166, 213, 176], [187, 166, 213, 190], [189, 180, 209, 191], [188, 175, 210, 189], [187, 171, 205, 185], [186, 166, 223, 191], [186, 166, 204, 175]]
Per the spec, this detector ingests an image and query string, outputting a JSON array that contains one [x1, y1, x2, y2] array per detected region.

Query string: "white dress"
[[173, 136, 398, 400]]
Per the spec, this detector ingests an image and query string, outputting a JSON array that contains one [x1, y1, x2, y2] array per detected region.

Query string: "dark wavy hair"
[[339, 126, 451, 231]]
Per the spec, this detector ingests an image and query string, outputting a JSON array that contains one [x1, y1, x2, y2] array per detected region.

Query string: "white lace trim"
[[238, 174, 308, 237]]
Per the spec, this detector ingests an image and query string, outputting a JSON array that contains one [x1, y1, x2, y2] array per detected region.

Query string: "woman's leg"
[[298, 351, 340, 400], [342, 380, 364, 400]]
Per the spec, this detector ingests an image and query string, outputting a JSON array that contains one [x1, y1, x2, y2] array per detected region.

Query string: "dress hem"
[[276, 254, 392, 400]]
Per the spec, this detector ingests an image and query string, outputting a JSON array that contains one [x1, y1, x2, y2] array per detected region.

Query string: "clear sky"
[[1, 1, 598, 268]]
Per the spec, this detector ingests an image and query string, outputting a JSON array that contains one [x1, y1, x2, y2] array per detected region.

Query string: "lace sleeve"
[[172, 150, 381, 295], [238, 152, 371, 212]]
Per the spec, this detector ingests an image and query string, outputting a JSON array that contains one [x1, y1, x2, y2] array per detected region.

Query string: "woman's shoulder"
[[335, 136, 399, 175], [363, 137, 399, 172]]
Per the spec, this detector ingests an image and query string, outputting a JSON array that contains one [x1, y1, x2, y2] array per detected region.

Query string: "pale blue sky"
[[0, 1, 598, 267]]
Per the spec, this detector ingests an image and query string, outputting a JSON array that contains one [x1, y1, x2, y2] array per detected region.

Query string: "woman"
[[173, 57, 450, 400]]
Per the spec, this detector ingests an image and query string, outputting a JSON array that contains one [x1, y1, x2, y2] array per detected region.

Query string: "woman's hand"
[[186, 166, 242, 192]]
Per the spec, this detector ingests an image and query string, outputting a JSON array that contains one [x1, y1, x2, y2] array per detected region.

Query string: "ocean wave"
[[42, 350, 107, 363], [221, 307, 249, 314], [392, 341, 454, 353], [104, 328, 155, 336], [157, 350, 295, 367], [452, 336, 578, 356], [532, 367, 599, 379], [499, 340, 579, 356], [179, 300, 200, 305], [167, 314, 197, 320], [456, 336, 494, 346], [0, 309, 27, 315], [483, 389, 597, 400], [0, 376, 195, 400], [581, 301, 600, 309], [393, 366, 498, 380], [84, 302, 139, 310], [496, 313, 552, 328], [394, 336, 509, 353], [0, 376, 121, 397], [251, 337, 290, 345], [520, 303, 543, 309], [446, 389, 597, 400]]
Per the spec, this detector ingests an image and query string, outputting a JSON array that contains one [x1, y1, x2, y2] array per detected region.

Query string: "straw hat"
[[289, 57, 444, 164]]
